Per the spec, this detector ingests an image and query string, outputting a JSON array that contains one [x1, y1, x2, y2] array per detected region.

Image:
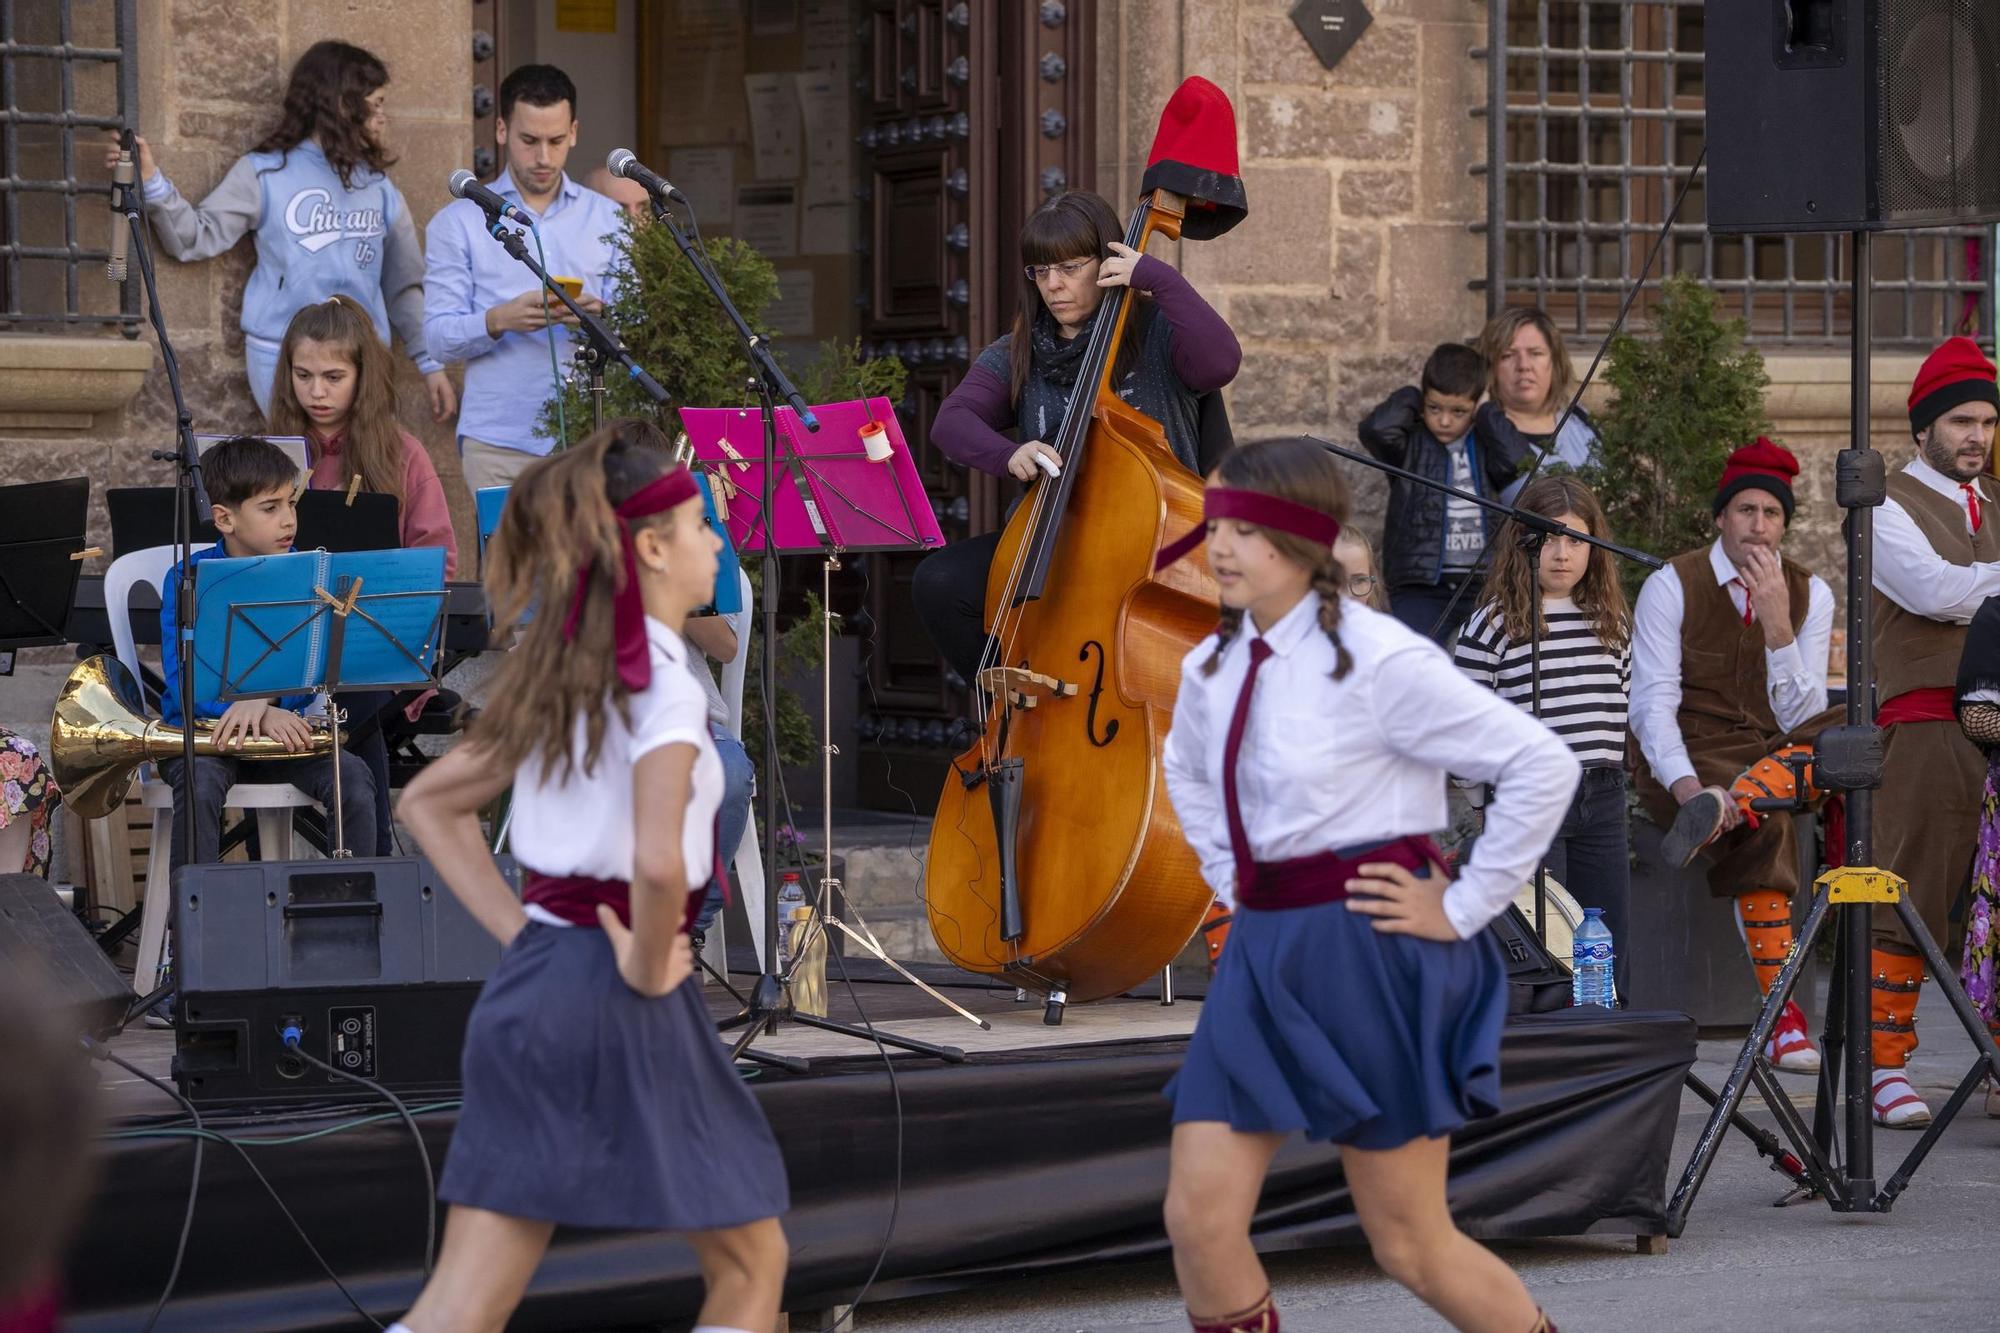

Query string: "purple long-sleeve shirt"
[[934, 254, 1239, 477]]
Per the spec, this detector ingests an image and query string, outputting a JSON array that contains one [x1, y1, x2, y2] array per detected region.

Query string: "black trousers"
[[912, 531, 1002, 688]]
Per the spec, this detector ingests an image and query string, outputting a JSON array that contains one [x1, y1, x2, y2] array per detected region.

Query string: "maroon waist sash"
[[1235, 834, 1451, 912], [521, 870, 704, 936]]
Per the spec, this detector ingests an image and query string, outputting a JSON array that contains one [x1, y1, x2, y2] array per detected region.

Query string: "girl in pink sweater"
[[269, 293, 460, 576]]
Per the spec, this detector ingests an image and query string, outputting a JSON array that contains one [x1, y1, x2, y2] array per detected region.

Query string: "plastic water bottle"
[[1571, 907, 1616, 1008], [775, 871, 807, 966]]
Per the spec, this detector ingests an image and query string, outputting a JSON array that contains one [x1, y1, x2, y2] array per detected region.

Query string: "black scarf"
[[1028, 306, 1100, 391]]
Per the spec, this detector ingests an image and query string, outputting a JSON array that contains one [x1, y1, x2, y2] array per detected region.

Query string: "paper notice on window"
[[796, 72, 851, 208], [766, 268, 816, 338], [668, 146, 736, 227], [736, 185, 798, 257], [801, 203, 853, 256], [660, 6, 745, 141], [744, 73, 803, 180], [750, 0, 799, 34], [555, 0, 617, 33], [803, 0, 850, 70]]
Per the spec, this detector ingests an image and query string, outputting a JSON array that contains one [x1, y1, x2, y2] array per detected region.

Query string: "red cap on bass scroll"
[[1141, 76, 1248, 241]]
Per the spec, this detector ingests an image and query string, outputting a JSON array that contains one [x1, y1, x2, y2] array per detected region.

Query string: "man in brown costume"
[[1864, 335, 2000, 1128], [1631, 439, 1838, 1076]]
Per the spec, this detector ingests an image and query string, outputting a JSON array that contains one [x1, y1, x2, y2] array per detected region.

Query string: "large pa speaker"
[[171, 856, 508, 1107], [1705, 0, 2000, 232], [0, 875, 130, 1039]]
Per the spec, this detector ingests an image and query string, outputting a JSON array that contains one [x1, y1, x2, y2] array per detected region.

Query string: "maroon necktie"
[[1964, 482, 1984, 534], [1222, 638, 1274, 898]]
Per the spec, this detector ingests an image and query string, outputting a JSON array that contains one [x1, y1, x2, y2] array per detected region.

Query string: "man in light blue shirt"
[[423, 64, 626, 490]]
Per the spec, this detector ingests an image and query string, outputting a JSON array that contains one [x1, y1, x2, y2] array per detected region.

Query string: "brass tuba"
[[51, 655, 334, 819]]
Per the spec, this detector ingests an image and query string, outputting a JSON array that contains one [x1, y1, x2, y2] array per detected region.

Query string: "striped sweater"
[[1454, 598, 1630, 768]]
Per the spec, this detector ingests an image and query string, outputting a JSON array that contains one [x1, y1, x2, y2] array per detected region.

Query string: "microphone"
[[106, 143, 134, 282], [447, 169, 538, 229], [606, 149, 685, 202]]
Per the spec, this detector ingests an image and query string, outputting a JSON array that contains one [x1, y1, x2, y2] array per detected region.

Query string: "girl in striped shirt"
[[1455, 476, 1633, 997]]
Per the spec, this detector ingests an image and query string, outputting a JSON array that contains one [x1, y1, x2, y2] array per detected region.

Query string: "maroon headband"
[[1154, 487, 1343, 571], [561, 467, 701, 690]]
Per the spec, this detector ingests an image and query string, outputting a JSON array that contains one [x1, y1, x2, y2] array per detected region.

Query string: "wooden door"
[[856, 0, 1094, 810]]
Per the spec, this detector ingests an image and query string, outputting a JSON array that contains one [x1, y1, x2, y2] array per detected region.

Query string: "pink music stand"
[[681, 397, 945, 555]]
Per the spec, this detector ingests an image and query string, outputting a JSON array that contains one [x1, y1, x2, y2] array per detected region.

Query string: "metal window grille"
[[0, 0, 139, 335], [1474, 0, 1995, 348]]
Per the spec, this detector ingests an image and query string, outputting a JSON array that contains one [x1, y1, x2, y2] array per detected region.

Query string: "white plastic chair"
[[712, 566, 766, 975], [104, 545, 321, 994]]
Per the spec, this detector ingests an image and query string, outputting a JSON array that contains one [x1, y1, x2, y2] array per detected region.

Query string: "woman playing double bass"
[[912, 189, 1242, 686]]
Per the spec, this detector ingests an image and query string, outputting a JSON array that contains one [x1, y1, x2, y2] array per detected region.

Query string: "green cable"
[[533, 225, 568, 450]]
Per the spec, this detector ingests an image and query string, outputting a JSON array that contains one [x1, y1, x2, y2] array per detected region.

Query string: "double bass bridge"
[[978, 664, 1078, 712]]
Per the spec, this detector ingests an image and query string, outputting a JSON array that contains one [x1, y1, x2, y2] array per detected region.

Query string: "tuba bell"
[[51, 655, 334, 820]]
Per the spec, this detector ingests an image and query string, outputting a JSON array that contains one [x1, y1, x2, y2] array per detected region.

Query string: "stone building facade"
[[0, 0, 1955, 771]]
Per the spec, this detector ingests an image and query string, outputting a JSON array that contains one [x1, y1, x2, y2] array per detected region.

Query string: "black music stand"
[[0, 477, 91, 671], [108, 487, 400, 558]]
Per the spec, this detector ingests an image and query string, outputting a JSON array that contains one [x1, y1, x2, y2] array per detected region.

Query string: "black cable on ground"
[[84, 1040, 203, 1333]]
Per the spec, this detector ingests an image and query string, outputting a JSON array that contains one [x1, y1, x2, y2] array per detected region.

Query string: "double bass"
[[924, 78, 1249, 1016]]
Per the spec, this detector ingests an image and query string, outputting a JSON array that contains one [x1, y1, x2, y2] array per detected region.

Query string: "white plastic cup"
[[859, 419, 893, 462]]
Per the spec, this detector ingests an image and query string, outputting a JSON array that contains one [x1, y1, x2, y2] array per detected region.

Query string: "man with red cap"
[[1864, 335, 2000, 1128], [1631, 438, 1838, 1075]]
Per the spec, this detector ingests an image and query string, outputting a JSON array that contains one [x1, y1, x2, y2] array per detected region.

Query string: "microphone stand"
[[112, 127, 205, 881], [640, 187, 962, 1066], [480, 219, 671, 412]]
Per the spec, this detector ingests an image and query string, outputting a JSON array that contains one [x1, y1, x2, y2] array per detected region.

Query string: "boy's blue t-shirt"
[[157, 542, 314, 728]]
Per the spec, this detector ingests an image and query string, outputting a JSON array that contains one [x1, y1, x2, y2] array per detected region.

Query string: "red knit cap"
[[1140, 76, 1247, 241], [1714, 436, 1800, 520], [1908, 335, 2000, 436]]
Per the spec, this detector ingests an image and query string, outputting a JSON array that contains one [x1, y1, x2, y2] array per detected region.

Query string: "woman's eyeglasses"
[[1024, 258, 1096, 282], [1347, 574, 1379, 597]]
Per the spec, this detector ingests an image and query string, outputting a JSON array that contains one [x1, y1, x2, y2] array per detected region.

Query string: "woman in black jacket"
[[1358, 342, 1535, 645]]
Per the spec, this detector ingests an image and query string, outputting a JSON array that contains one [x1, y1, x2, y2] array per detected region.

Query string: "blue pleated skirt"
[[439, 923, 791, 1230], [1168, 897, 1507, 1151]]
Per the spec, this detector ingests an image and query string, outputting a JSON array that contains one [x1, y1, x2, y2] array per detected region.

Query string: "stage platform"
[[67, 966, 1697, 1332]]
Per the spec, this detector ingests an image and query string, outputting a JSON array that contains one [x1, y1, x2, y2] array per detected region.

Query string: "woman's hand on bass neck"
[[1096, 241, 1144, 289]]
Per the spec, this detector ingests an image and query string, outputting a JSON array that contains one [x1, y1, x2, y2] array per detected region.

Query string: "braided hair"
[[1198, 437, 1354, 680]]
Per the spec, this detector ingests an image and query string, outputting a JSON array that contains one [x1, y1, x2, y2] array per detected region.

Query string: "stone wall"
[[1096, 0, 1489, 532], [0, 0, 475, 556]]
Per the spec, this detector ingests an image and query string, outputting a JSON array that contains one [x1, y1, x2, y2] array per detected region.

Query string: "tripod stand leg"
[[820, 915, 993, 1030], [1667, 889, 1841, 1234], [1680, 1073, 1813, 1190]]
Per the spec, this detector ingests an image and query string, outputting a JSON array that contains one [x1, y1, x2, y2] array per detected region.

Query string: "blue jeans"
[[695, 725, 755, 935], [1540, 765, 1632, 1000]]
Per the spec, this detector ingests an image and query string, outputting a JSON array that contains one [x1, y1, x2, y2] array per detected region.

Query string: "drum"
[[1512, 873, 1585, 971]]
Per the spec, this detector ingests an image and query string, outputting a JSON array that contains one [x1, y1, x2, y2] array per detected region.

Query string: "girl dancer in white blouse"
[[1155, 438, 1579, 1333]]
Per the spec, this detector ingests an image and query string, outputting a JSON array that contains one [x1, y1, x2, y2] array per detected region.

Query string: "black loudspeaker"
[[1486, 904, 1572, 1014], [1705, 0, 2000, 232], [171, 856, 508, 1107], [0, 875, 131, 1039]]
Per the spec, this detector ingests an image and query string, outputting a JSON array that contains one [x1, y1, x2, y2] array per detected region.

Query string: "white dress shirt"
[[1874, 456, 2000, 624], [511, 619, 722, 925], [1629, 540, 1834, 791], [1161, 593, 1580, 940]]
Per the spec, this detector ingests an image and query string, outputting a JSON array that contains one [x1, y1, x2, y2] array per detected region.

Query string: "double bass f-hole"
[[1078, 640, 1118, 748]]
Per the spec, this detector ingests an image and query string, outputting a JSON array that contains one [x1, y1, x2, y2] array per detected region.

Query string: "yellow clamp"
[[1814, 865, 1906, 904]]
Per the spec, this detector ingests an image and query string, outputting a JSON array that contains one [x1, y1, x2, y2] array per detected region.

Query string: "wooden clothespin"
[[291, 475, 307, 502], [345, 473, 363, 506], [717, 437, 752, 476], [313, 577, 364, 618], [69, 546, 104, 562]]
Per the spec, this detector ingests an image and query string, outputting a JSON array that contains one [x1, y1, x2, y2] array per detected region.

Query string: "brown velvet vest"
[[1873, 470, 2000, 701], [1670, 545, 1814, 750]]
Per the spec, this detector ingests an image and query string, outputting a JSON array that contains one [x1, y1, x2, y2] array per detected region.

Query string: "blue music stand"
[[195, 547, 448, 855], [473, 477, 741, 616]]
